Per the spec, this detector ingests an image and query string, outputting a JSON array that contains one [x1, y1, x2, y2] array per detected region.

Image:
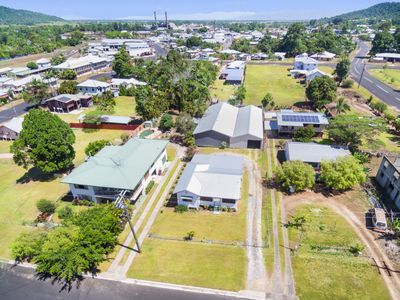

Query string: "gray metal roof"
[[285, 142, 351, 164], [193, 102, 263, 139], [173, 154, 244, 199], [100, 115, 132, 125]]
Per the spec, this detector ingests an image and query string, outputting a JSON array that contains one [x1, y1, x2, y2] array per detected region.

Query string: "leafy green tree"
[[258, 34, 279, 54], [275, 160, 315, 192], [22, 79, 49, 105], [369, 100, 388, 114], [335, 97, 350, 114], [26, 61, 38, 69], [320, 156, 366, 192], [113, 45, 133, 78], [67, 30, 84, 46], [11, 109, 76, 173], [231, 85, 246, 106], [306, 75, 337, 108], [57, 80, 78, 94], [83, 110, 102, 125], [93, 91, 116, 112], [11, 231, 47, 262], [57, 206, 73, 220], [85, 140, 110, 156], [159, 113, 174, 132], [175, 113, 195, 134], [294, 126, 314, 142], [36, 199, 56, 215], [336, 57, 351, 84], [327, 115, 384, 151], [261, 92, 275, 109], [59, 69, 77, 80], [280, 23, 308, 56], [50, 54, 65, 66], [372, 30, 395, 54]]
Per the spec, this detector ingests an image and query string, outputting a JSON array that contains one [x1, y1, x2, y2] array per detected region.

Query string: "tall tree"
[[280, 23, 308, 57], [275, 160, 315, 192], [57, 80, 78, 94], [371, 30, 395, 53], [336, 57, 351, 84], [306, 76, 337, 109], [112, 45, 133, 78], [11, 109, 76, 173], [261, 92, 275, 109], [22, 79, 49, 105]]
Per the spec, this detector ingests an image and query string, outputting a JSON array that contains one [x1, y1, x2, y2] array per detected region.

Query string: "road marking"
[[396, 97, 400, 102], [377, 85, 390, 93], [354, 66, 359, 74], [364, 77, 373, 83]]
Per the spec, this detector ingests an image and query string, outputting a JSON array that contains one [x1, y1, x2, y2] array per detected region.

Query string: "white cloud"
[[121, 11, 257, 21]]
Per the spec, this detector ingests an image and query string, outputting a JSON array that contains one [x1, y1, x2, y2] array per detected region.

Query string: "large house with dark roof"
[[43, 94, 93, 113], [193, 102, 264, 149], [62, 138, 168, 203]]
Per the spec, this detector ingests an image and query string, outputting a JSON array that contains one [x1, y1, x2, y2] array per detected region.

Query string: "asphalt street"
[[0, 102, 29, 123], [351, 41, 400, 109], [0, 265, 247, 300]]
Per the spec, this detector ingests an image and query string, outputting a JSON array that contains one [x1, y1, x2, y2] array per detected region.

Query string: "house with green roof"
[[62, 138, 169, 203]]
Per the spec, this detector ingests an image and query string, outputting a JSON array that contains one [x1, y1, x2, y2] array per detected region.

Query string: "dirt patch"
[[338, 88, 374, 116]]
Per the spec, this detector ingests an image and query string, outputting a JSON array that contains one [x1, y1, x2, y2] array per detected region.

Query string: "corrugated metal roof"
[[285, 142, 351, 164], [62, 138, 168, 190], [0, 117, 23, 133], [193, 102, 263, 139], [173, 154, 244, 199]]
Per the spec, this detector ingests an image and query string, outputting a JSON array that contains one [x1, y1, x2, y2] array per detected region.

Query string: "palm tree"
[[336, 97, 350, 114]]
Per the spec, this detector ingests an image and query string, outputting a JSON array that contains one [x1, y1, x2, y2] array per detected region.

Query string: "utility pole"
[[115, 190, 141, 253], [153, 11, 157, 28], [165, 11, 168, 29], [358, 63, 366, 88]]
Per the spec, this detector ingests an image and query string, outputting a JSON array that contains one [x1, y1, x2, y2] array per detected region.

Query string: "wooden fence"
[[69, 123, 141, 131]]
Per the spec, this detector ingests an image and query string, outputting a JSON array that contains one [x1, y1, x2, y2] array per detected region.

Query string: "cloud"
[[121, 11, 257, 21]]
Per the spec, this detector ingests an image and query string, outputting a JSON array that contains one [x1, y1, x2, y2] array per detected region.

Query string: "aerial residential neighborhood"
[[1, 1, 400, 300]]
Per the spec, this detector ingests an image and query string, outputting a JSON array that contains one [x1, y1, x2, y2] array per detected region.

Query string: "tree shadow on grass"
[[16, 167, 56, 184]]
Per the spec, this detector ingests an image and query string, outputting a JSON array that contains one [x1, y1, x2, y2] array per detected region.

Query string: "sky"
[[1, 0, 396, 20]]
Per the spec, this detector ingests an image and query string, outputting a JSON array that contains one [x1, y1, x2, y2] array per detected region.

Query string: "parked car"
[[370, 208, 387, 232]]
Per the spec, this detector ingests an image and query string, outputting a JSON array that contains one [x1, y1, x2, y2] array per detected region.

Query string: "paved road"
[[351, 41, 400, 109], [0, 265, 246, 300], [0, 102, 29, 124]]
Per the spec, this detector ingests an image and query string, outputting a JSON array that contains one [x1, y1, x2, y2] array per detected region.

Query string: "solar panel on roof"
[[281, 114, 320, 123]]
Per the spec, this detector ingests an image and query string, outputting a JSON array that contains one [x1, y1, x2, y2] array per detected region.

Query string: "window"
[[181, 196, 192, 203], [201, 197, 213, 202], [383, 160, 389, 168], [222, 199, 236, 204], [380, 172, 384, 177]]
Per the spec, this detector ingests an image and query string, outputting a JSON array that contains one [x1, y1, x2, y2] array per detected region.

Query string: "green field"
[[0, 128, 126, 259], [369, 68, 400, 90], [289, 205, 390, 300], [244, 64, 305, 106], [0, 141, 12, 153], [211, 79, 237, 101], [128, 239, 246, 291]]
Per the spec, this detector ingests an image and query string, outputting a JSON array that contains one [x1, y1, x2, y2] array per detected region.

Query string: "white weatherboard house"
[[285, 142, 351, 168], [62, 138, 169, 203], [276, 110, 329, 134], [293, 54, 318, 72], [77, 79, 111, 95], [0, 117, 23, 140], [194, 102, 264, 149], [174, 154, 244, 210]]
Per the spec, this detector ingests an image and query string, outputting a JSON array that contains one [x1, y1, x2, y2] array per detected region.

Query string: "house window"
[[222, 199, 236, 204], [394, 172, 399, 180], [201, 197, 213, 202], [181, 196, 193, 203], [380, 172, 384, 177], [313, 124, 320, 128], [383, 161, 389, 168]]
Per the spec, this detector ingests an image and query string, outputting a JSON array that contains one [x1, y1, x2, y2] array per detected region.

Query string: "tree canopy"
[[22, 79, 49, 105], [275, 160, 316, 192], [85, 140, 110, 156], [306, 76, 337, 108], [57, 80, 78, 94], [320, 156, 366, 192], [11, 109, 76, 173]]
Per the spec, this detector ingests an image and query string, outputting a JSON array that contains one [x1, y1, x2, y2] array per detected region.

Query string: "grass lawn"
[[244, 64, 305, 107], [0, 141, 12, 153], [166, 144, 176, 162], [319, 66, 335, 74], [0, 128, 125, 259], [210, 79, 237, 101], [361, 130, 400, 154], [289, 205, 390, 300], [369, 68, 400, 90], [57, 96, 136, 124], [149, 171, 249, 243], [127, 239, 246, 291]]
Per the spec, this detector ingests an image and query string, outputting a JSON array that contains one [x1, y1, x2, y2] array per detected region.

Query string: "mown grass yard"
[[127, 239, 246, 291], [369, 68, 400, 90], [244, 64, 305, 107], [288, 205, 390, 300], [0, 141, 12, 153], [210, 79, 237, 101]]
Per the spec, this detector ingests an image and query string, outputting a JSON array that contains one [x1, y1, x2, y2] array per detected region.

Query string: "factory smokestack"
[[165, 11, 168, 29], [154, 11, 157, 27]]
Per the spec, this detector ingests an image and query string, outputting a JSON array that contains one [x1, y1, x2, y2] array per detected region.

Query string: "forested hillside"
[[0, 6, 63, 25], [328, 2, 400, 21]]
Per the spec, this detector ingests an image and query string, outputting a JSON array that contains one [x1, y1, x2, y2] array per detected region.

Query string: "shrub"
[[353, 152, 370, 164], [370, 100, 388, 113], [174, 205, 188, 213], [384, 111, 396, 122], [26, 62, 39, 70], [159, 113, 174, 132], [83, 111, 103, 125], [341, 79, 354, 88], [145, 180, 155, 194], [36, 199, 56, 215], [294, 126, 314, 142], [11, 231, 47, 262], [120, 133, 130, 144], [349, 243, 365, 256], [275, 160, 315, 192], [184, 231, 195, 241], [72, 199, 95, 206], [57, 206, 73, 219], [85, 140, 110, 156]]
